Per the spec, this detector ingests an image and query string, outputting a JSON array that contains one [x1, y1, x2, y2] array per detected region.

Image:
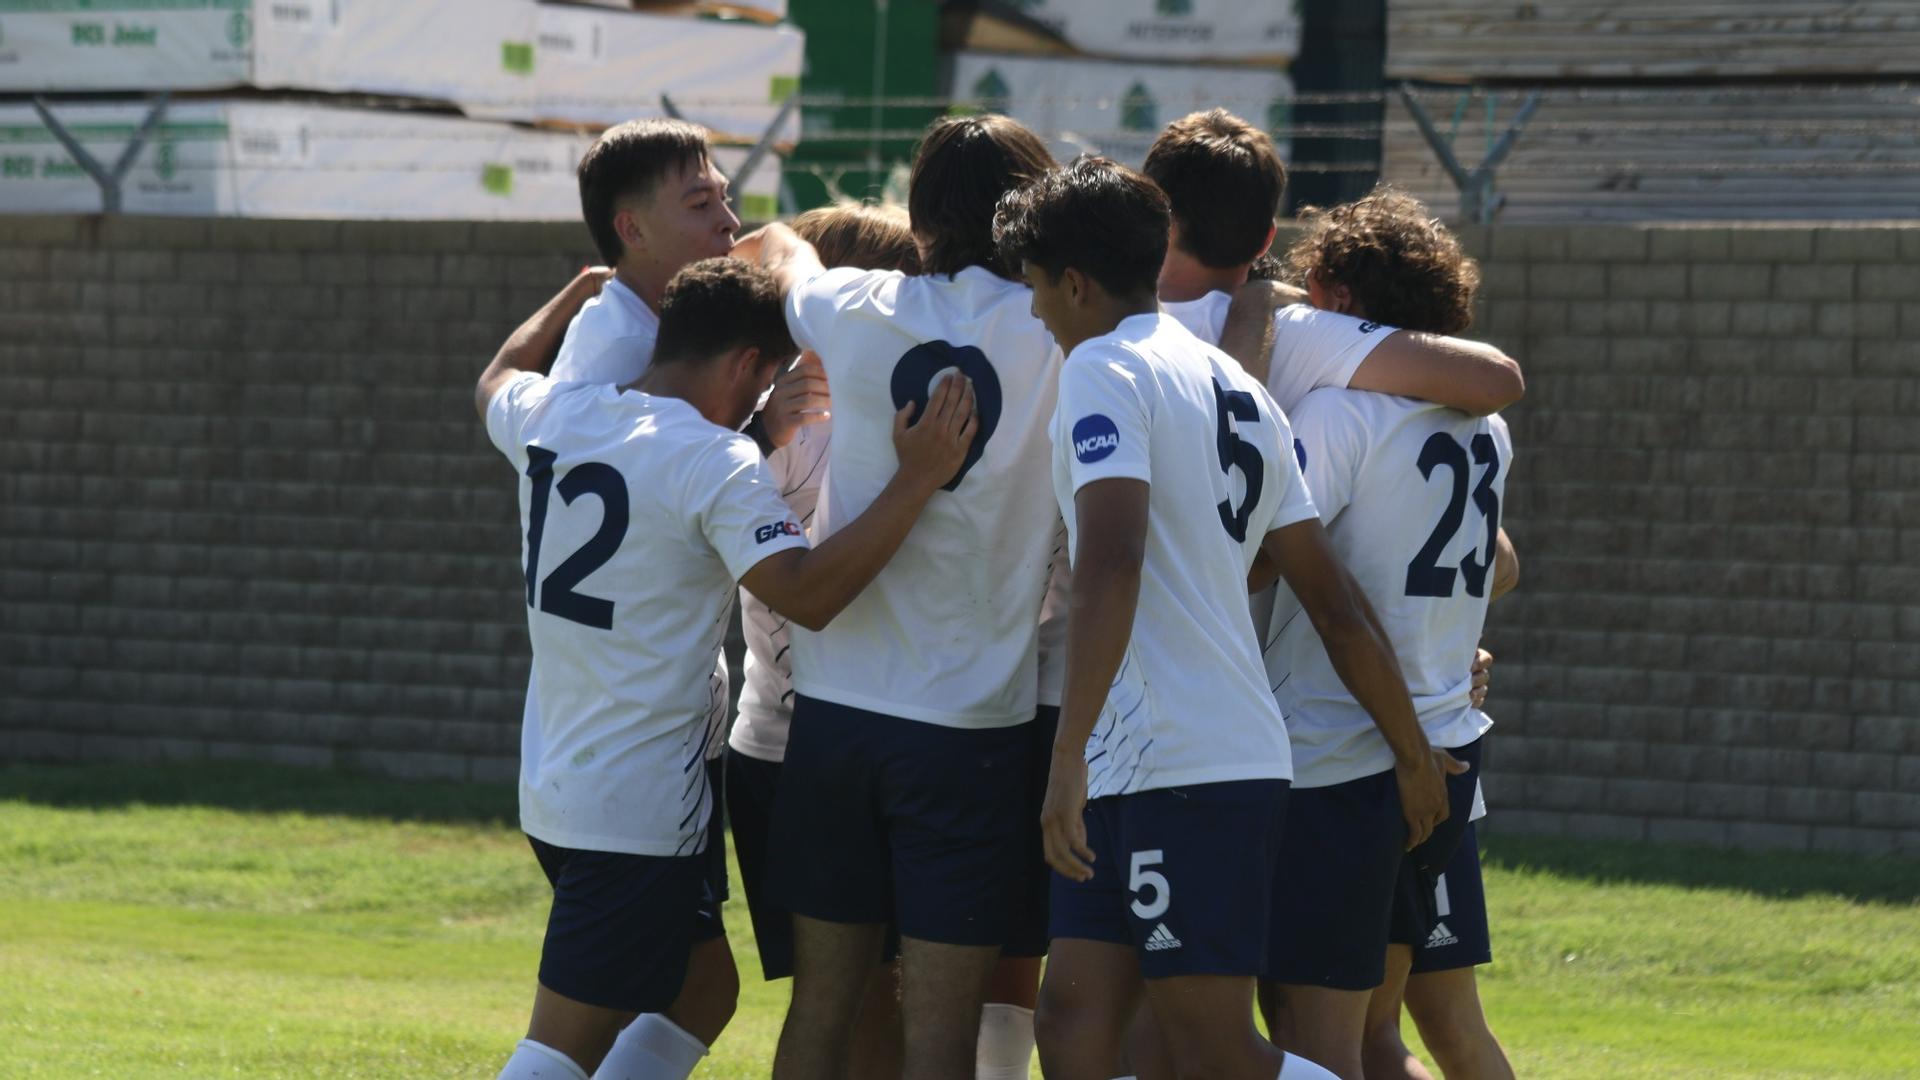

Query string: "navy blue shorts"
[[1390, 739, 1486, 953], [1409, 821, 1493, 974], [1266, 765, 1407, 990], [527, 834, 708, 1013], [1005, 705, 1060, 959], [727, 745, 902, 980], [1050, 779, 1288, 979], [766, 694, 1030, 947]]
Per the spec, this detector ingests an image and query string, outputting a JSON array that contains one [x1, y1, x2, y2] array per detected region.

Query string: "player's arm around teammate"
[[472, 265, 612, 418]]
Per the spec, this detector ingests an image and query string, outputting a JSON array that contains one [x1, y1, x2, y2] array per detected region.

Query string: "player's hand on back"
[[891, 372, 977, 494], [761, 352, 832, 450], [1395, 748, 1467, 850], [1470, 647, 1494, 709]]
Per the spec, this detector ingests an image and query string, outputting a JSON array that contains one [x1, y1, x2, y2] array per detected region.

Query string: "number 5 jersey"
[[485, 373, 809, 855], [1053, 313, 1320, 799]]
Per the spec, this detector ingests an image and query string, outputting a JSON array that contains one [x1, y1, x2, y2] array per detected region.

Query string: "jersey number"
[[1212, 378, 1265, 542], [1404, 432, 1501, 598], [1129, 849, 1171, 920], [889, 340, 1002, 491], [524, 445, 628, 630]]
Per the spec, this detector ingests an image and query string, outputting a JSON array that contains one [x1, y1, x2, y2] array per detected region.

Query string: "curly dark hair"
[[1284, 188, 1480, 335], [653, 257, 797, 368]]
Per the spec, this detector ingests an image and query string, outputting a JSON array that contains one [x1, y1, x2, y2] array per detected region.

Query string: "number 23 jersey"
[[784, 266, 1064, 729], [485, 373, 809, 856], [1268, 391, 1513, 788], [1053, 313, 1320, 799]]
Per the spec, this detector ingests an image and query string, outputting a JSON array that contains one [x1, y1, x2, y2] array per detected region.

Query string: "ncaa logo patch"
[[754, 520, 803, 544], [1071, 414, 1120, 463]]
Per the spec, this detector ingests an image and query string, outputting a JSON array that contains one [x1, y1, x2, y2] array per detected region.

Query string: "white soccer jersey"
[[486, 373, 809, 855], [1266, 390, 1512, 788], [783, 266, 1063, 729], [1161, 292, 1396, 414], [730, 418, 831, 762], [1053, 313, 1319, 799], [548, 276, 660, 384], [538, 277, 733, 761]]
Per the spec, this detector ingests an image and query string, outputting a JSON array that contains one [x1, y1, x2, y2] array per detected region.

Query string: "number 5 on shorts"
[[1129, 849, 1170, 919]]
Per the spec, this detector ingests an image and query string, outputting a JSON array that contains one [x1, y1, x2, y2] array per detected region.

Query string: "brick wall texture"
[[1, 215, 1916, 855]]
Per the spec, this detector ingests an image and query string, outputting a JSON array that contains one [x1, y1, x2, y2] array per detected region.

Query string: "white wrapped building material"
[[974, 0, 1298, 64], [947, 51, 1293, 168], [0, 0, 253, 91], [497, 4, 803, 143], [0, 101, 782, 220], [251, 0, 537, 112]]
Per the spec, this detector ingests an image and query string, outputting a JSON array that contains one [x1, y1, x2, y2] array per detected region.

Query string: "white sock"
[[593, 1014, 709, 1080], [1278, 1051, 1340, 1079], [498, 1039, 589, 1080], [976, 1002, 1036, 1080]]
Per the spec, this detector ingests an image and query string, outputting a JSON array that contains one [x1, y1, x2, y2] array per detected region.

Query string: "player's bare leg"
[[1146, 973, 1292, 1079], [774, 916, 887, 1080], [1361, 946, 1436, 1080], [1035, 938, 1145, 1080], [1404, 965, 1515, 1080], [664, 935, 739, 1044], [898, 936, 1001, 1080], [519, 982, 637, 1076], [850, 960, 905, 1080], [979, 955, 1041, 1078], [1120, 1000, 1178, 1080], [1263, 981, 1371, 1080]]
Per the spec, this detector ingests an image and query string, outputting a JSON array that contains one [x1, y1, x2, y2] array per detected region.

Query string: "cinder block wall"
[[1, 216, 1915, 854]]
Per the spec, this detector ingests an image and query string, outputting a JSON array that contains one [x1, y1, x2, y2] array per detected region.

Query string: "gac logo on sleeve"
[[754, 520, 804, 544], [1072, 414, 1120, 464]]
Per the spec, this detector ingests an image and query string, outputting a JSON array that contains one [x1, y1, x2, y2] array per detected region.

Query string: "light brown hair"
[[790, 202, 921, 274]]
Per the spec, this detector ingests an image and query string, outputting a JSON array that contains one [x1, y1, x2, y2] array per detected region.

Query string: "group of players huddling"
[[474, 108, 1524, 1080]]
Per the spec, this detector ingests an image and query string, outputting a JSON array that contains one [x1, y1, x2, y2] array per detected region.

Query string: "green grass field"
[[3, 763, 1916, 1079]]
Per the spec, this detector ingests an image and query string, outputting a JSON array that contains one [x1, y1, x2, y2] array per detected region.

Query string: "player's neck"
[[1062, 293, 1159, 354], [1156, 250, 1248, 304], [632, 365, 727, 426], [614, 262, 667, 314]]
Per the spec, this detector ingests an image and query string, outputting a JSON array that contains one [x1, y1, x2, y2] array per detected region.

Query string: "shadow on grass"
[[0, 762, 516, 826], [1484, 832, 1920, 907]]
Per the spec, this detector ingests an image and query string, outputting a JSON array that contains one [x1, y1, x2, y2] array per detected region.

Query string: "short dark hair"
[[577, 119, 711, 265], [908, 114, 1056, 279], [992, 156, 1169, 301], [1285, 188, 1480, 335], [1142, 109, 1286, 270], [652, 258, 797, 368]]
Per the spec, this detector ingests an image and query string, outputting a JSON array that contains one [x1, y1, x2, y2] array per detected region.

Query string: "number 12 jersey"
[[485, 373, 809, 856]]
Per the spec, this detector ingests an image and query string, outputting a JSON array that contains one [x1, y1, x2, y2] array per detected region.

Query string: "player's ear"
[[615, 205, 645, 256], [1256, 222, 1277, 259], [1063, 266, 1090, 308]]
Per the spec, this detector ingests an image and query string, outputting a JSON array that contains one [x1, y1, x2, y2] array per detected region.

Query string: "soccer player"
[[1141, 109, 1524, 419], [521, 118, 819, 1072], [993, 154, 1451, 1080], [740, 114, 1061, 1080], [724, 201, 920, 1080], [477, 258, 977, 1080], [1253, 189, 1515, 1080]]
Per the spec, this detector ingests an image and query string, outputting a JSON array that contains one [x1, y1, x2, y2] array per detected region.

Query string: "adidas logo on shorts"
[[1145, 923, 1183, 951], [1425, 921, 1459, 949]]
